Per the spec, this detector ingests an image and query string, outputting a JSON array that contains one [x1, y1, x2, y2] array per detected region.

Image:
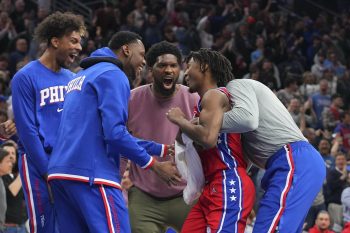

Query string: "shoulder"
[[12, 61, 37, 81], [201, 89, 228, 107], [130, 84, 150, 99]]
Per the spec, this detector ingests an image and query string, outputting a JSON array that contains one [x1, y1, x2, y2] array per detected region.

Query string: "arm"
[[167, 90, 227, 149], [11, 73, 49, 176], [8, 175, 22, 197], [221, 80, 259, 133], [135, 139, 168, 157], [94, 70, 154, 168]]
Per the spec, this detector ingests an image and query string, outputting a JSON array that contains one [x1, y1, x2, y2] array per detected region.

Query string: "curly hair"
[[145, 41, 182, 67], [185, 48, 234, 87], [34, 11, 86, 46]]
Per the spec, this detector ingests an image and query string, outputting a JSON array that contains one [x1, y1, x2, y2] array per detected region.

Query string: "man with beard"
[[122, 41, 199, 233], [47, 32, 181, 233], [11, 12, 86, 233]]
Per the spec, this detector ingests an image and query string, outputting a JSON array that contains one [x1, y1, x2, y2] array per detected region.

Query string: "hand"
[[121, 161, 133, 190], [151, 160, 182, 185], [0, 119, 16, 138], [190, 117, 199, 125], [166, 107, 186, 125]]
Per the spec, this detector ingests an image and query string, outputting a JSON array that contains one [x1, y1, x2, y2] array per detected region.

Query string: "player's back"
[[12, 60, 74, 154], [225, 79, 306, 169]]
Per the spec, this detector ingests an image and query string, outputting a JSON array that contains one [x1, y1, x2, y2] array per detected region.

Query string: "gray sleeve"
[[222, 80, 259, 133], [342, 188, 350, 208]]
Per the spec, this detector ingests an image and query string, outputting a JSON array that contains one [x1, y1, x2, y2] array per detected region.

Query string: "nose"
[[76, 43, 82, 52], [165, 65, 173, 74]]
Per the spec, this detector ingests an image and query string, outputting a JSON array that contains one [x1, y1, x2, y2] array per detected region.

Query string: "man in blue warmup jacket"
[[47, 31, 181, 233], [11, 12, 86, 233]]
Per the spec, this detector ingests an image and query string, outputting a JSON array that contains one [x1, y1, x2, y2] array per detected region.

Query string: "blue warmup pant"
[[253, 141, 326, 233], [18, 154, 57, 233], [49, 179, 129, 233]]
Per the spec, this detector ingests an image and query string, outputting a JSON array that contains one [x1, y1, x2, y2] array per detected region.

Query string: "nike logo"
[[57, 108, 63, 112]]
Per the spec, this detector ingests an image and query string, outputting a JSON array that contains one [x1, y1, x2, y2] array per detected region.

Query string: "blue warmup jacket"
[[48, 47, 165, 188], [11, 60, 74, 176]]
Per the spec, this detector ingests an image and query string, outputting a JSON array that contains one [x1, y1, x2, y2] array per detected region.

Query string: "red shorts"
[[181, 168, 255, 233]]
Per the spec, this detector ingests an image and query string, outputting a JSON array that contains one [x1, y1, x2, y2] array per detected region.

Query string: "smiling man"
[[123, 41, 198, 233], [11, 12, 86, 233], [47, 32, 182, 233]]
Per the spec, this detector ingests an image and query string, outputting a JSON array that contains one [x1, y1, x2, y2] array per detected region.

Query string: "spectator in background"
[[300, 71, 319, 101], [324, 51, 346, 79], [250, 36, 265, 64], [258, 58, 280, 91], [277, 77, 301, 107], [0, 11, 17, 53], [288, 98, 313, 130], [308, 210, 335, 233], [1, 141, 27, 233], [318, 139, 335, 170], [322, 94, 344, 132], [122, 41, 198, 233], [324, 152, 348, 232], [308, 79, 331, 129], [334, 111, 350, 153], [311, 50, 327, 81], [8, 37, 28, 77], [0, 148, 12, 232]]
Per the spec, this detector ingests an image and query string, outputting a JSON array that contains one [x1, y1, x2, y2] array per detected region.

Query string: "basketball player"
[[221, 78, 326, 232], [11, 12, 86, 233], [167, 49, 255, 233], [124, 41, 198, 233], [47, 31, 181, 233]]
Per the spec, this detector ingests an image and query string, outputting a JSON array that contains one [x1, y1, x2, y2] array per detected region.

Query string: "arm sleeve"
[[136, 139, 167, 157], [93, 70, 157, 169], [11, 73, 49, 176], [221, 80, 259, 133]]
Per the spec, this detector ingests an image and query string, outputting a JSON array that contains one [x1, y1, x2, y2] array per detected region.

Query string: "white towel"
[[175, 134, 205, 205]]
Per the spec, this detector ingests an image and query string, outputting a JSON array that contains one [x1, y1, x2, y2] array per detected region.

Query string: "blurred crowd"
[[1, 0, 350, 232]]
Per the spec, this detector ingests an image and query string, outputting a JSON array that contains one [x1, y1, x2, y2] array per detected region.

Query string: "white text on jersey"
[[66, 75, 86, 94]]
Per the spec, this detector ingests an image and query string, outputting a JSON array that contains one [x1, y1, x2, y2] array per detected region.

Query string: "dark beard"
[[153, 80, 176, 97]]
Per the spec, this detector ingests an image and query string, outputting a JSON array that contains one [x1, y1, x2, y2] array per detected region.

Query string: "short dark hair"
[[108, 31, 142, 51], [1, 141, 16, 150], [34, 11, 86, 46], [0, 148, 9, 163], [145, 41, 182, 67], [185, 48, 234, 87]]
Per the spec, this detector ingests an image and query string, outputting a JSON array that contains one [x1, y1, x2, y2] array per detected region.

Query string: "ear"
[[122, 44, 130, 57], [200, 64, 209, 73], [50, 37, 59, 49]]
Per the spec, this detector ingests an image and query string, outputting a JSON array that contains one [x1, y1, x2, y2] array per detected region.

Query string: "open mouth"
[[163, 77, 174, 88], [68, 53, 78, 63]]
